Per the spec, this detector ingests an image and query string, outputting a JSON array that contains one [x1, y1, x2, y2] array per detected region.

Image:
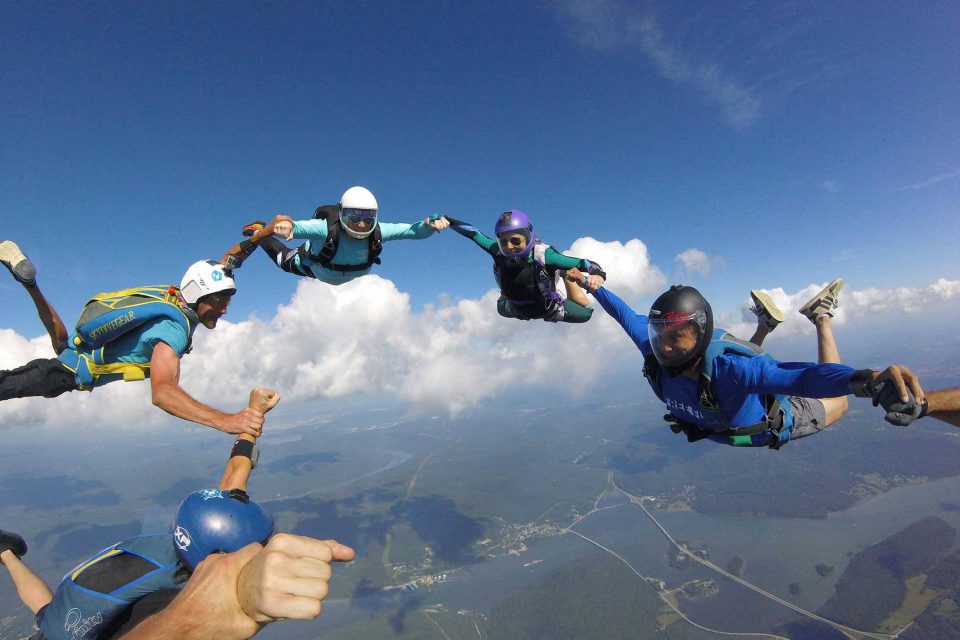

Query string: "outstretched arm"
[[219, 389, 280, 491], [150, 342, 264, 437], [445, 217, 500, 255]]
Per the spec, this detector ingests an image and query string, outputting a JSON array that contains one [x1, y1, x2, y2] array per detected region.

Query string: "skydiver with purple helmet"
[[447, 210, 607, 323]]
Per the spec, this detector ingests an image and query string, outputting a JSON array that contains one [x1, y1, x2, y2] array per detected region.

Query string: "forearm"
[[220, 435, 256, 490], [753, 361, 857, 397], [153, 382, 228, 429], [449, 220, 498, 252], [926, 387, 960, 427], [119, 607, 207, 640], [544, 249, 606, 277]]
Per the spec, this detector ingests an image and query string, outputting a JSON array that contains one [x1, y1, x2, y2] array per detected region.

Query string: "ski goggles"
[[341, 208, 377, 225]]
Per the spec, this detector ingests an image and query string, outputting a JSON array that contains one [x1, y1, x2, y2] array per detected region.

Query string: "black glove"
[[873, 381, 926, 427]]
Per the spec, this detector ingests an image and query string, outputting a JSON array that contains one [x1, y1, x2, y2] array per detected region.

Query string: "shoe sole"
[[750, 290, 785, 323], [0, 241, 36, 285], [242, 221, 266, 237], [799, 278, 844, 317]]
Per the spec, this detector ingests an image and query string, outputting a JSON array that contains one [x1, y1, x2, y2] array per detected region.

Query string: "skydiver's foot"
[[242, 221, 266, 237], [0, 529, 27, 559], [750, 290, 785, 332], [0, 241, 37, 287], [799, 278, 844, 324]]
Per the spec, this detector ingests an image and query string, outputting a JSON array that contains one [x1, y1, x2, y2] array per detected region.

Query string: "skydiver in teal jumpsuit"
[[448, 210, 606, 323]]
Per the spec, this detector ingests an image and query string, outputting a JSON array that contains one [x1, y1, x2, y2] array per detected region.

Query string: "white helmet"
[[339, 186, 378, 239], [180, 260, 236, 305]]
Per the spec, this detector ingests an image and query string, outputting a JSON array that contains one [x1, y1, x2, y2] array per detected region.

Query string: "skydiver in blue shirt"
[[0, 242, 263, 436], [566, 269, 924, 448]]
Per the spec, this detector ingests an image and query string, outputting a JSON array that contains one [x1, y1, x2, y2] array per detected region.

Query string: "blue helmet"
[[494, 210, 535, 258], [172, 488, 274, 570]]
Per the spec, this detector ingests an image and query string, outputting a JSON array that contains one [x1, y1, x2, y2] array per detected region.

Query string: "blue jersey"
[[290, 219, 437, 284], [594, 287, 856, 431], [58, 318, 190, 389]]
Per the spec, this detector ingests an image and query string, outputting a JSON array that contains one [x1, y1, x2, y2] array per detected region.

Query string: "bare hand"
[[248, 388, 280, 414], [425, 216, 450, 232], [565, 267, 602, 292], [872, 365, 925, 405], [564, 267, 584, 284], [238, 534, 356, 624], [219, 408, 265, 437], [585, 274, 605, 291], [270, 215, 295, 240]]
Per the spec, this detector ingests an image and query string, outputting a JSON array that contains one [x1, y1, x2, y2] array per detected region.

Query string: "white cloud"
[[929, 278, 960, 300], [3, 252, 957, 432], [567, 237, 666, 298], [675, 248, 714, 276]]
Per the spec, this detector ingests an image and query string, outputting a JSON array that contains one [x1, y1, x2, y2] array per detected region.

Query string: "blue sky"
[[1, 0, 958, 343]]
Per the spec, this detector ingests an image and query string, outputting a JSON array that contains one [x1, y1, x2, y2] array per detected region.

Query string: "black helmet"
[[647, 285, 713, 374]]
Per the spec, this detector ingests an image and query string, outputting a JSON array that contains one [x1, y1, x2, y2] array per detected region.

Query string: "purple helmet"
[[494, 210, 535, 258]]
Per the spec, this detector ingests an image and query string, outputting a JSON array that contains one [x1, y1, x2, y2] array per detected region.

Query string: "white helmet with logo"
[[339, 186, 379, 239], [180, 259, 236, 305]]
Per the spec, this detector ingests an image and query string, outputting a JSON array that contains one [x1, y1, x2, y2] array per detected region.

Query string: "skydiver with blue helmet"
[[447, 210, 607, 323], [0, 243, 263, 436], [0, 389, 355, 640], [219, 186, 450, 285], [567, 270, 925, 447]]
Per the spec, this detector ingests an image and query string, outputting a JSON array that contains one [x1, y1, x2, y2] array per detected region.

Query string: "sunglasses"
[[204, 293, 233, 308], [498, 235, 525, 247]]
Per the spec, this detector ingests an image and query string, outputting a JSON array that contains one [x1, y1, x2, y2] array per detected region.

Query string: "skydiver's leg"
[[258, 237, 313, 277], [749, 290, 784, 347], [801, 280, 847, 425], [1, 241, 68, 354], [0, 546, 53, 614], [559, 298, 594, 323], [497, 296, 520, 319], [563, 277, 590, 309], [24, 284, 69, 355], [0, 359, 78, 401]]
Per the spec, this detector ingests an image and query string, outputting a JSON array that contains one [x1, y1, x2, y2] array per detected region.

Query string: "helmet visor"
[[340, 208, 378, 235], [647, 310, 706, 367]]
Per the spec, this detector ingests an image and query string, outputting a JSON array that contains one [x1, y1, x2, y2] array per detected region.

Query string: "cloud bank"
[[1, 237, 956, 430]]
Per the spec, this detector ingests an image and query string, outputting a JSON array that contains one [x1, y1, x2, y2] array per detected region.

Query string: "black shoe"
[[0, 529, 27, 558]]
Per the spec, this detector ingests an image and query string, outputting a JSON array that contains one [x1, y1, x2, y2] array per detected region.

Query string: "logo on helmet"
[[200, 489, 223, 501], [173, 525, 192, 551], [212, 270, 223, 282]]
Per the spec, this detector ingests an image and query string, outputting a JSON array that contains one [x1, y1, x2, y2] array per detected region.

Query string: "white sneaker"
[[0, 241, 36, 286], [799, 278, 844, 324], [750, 290, 785, 332]]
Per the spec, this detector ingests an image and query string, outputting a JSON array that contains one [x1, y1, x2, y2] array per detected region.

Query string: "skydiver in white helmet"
[[0, 242, 264, 436], [219, 186, 449, 285]]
